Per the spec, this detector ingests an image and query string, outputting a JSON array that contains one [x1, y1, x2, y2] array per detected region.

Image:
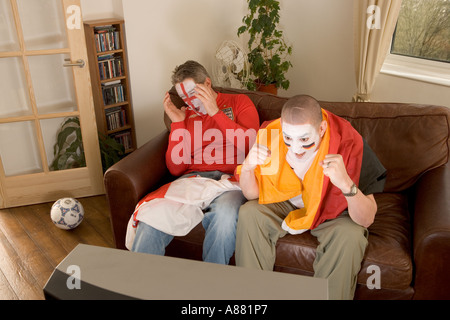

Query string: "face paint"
[[282, 122, 321, 162], [301, 141, 316, 150], [175, 79, 207, 115]]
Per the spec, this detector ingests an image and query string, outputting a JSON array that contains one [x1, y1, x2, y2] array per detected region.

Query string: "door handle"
[[63, 59, 85, 68]]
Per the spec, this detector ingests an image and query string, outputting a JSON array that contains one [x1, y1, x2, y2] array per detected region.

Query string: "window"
[[391, 0, 449, 63], [381, 0, 450, 86]]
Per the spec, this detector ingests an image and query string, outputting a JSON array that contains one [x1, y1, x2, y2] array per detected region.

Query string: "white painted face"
[[282, 122, 321, 162], [175, 79, 207, 115]]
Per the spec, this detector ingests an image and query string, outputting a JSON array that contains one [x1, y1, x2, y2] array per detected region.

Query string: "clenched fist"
[[320, 154, 354, 194], [242, 144, 272, 171]]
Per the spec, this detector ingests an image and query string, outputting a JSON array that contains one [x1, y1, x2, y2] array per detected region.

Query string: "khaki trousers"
[[235, 200, 369, 300]]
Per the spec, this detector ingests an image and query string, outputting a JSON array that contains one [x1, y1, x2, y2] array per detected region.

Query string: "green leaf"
[[237, 26, 247, 36], [98, 132, 125, 172], [57, 153, 71, 170], [62, 117, 80, 127], [56, 127, 77, 151], [246, 81, 257, 91]]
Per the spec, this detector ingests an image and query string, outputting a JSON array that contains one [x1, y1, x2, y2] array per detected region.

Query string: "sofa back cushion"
[[320, 101, 449, 192], [168, 87, 450, 193]]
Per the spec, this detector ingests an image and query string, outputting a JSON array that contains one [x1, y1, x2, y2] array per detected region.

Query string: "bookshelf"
[[84, 19, 136, 155]]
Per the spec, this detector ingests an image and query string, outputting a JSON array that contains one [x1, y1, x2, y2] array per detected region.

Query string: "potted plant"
[[238, 0, 293, 94], [50, 117, 125, 173], [98, 132, 125, 173], [50, 117, 86, 171]]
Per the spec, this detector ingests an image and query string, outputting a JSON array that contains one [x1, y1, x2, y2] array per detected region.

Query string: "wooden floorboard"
[[0, 195, 114, 300]]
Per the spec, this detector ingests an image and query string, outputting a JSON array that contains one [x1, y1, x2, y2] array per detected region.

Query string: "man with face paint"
[[131, 61, 260, 265], [235, 95, 386, 300]]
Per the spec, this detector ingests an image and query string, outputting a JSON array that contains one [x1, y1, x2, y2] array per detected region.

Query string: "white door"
[[0, 0, 104, 208]]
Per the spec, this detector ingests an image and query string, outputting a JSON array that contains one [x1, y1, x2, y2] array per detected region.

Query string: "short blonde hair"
[[281, 95, 323, 127]]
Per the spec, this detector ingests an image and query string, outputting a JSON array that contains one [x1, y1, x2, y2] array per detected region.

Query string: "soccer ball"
[[50, 198, 84, 230]]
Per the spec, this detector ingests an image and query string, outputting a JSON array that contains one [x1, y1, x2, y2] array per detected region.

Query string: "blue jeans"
[[131, 171, 247, 265]]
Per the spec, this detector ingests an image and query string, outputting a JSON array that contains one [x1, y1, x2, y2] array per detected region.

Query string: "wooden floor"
[[0, 195, 115, 300]]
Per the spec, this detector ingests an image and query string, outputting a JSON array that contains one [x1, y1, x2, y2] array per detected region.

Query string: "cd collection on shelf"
[[102, 80, 125, 106], [111, 131, 133, 150], [94, 25, 120, 52], [98, 54, 124, 80], [105, 107, 127, 131]]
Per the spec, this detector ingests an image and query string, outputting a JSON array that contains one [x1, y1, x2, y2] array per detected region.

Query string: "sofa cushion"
[[360, 192, 413, 290], [274, 192, 413, 290]]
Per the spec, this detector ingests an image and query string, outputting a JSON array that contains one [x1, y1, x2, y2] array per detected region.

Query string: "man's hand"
[[164, 92, 186, 123], [240, 143, 270, 200], [320, 154, 354, 193], [242, 144, 271, 171], [321, 154, 377, 228], [194, 83, 219, 117]]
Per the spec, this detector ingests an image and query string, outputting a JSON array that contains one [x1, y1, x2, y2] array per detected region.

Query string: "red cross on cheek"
[[180, 82, 197, 109]]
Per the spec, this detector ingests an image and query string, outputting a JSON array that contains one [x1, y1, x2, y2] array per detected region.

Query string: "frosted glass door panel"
[[28, 54, 77, 115], [0, 0, 20, 52], [40, 117, 86, 171], [0, 57, 33, 118], [16, 0, 68, 51], [0, 121, 42, 176]]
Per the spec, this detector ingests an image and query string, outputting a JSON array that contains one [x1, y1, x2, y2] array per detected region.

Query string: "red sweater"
[[166, 93, 260, 176]]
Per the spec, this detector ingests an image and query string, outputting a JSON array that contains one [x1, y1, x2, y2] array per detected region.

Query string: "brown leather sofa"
[[104, 87, 450, 300]]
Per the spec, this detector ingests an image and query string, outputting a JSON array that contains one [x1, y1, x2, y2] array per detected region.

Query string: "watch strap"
[[343, 183, 358, 197]]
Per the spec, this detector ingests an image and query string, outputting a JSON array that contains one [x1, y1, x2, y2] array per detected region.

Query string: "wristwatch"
[[343, 183, 358, 197]]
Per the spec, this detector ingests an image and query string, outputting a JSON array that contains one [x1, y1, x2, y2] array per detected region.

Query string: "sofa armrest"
[[413, 164, 450, 300], [104, 130, 170, 249]]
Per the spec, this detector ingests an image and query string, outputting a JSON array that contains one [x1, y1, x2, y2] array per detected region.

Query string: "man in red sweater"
[[132, 61, 260, 264]]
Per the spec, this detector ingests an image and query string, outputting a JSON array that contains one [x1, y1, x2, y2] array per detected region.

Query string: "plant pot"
[[255, 80, 278, 95]]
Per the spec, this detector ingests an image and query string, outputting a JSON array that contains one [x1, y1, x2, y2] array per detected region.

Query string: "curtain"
[[353, 0, 403, 102]]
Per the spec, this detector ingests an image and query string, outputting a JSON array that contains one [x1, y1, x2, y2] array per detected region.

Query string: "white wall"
[[81, 0, 123, 20], [121, 0, 247, 147], [82, 0, 450, 147], [282, 0, 356, 101], [372, 74, 450, 106]]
